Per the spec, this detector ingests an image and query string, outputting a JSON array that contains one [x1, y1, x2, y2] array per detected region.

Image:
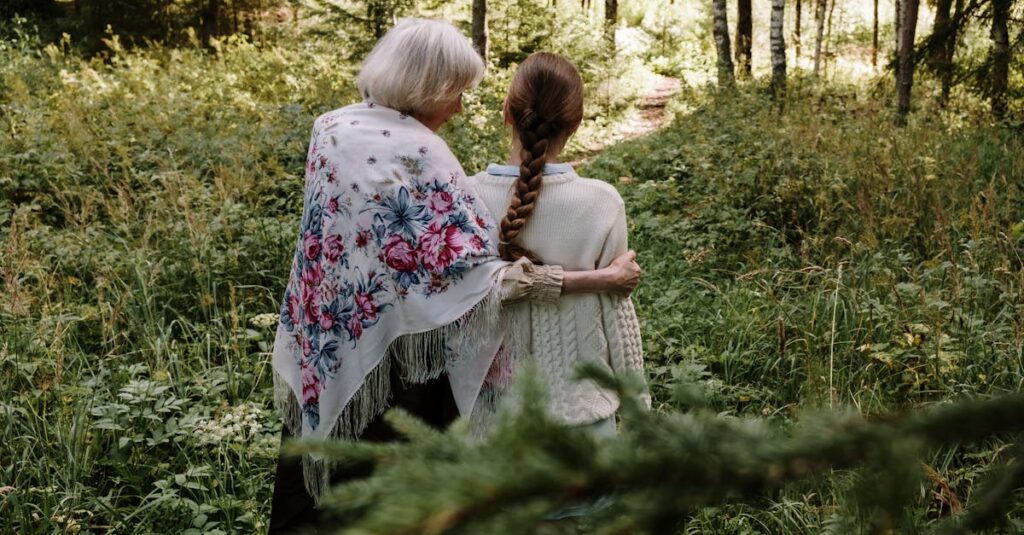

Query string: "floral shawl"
[[271, 102, 506, 500]]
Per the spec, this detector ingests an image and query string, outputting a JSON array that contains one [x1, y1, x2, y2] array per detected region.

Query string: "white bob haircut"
[[357, 18, 485, 116]]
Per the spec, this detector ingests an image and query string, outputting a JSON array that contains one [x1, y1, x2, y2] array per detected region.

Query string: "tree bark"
[[472, 0, 488, 60], [795, 0, 803, 59], [940, 0, 964, 104], [990, 0, 1010, 119], [929, 0, 953, 105], [812, 0, 827, 76], [735, 0, 753, 77], [872, 0, 879, 66], [894, 0, 902, 82], [896, 0, 920, 124], [771, 0, 787, 97], [200, 0, 219, 45], [713, 0, 735, 86], [605, 0, 618, 46]]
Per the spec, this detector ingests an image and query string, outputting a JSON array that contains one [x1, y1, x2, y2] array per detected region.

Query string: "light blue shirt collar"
[[485, 163, 575, 176]]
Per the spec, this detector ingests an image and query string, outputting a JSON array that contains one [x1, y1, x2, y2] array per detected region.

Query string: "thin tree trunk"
[[929, 0, 953, 105], [896, 0, 920, 124], [795, 0, 803, 59], [872, 0, 879, 66], [713, 0, 735, 86], [736, 0, 753, 77], [940, 0, 964, 103], [472, 0, 488, 60], [894, 0, 902, 83], [605, 0, 618, 46], [824, 0, 836, 70], [990, 0, 1010, 118], [812, 0, 827, 76], [771, 0, 787, 98]]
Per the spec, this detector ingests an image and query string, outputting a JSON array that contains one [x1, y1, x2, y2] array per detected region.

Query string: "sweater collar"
[[485, 162, 575, 176]]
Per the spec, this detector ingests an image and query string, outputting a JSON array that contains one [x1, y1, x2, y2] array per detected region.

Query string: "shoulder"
[[571, 176, 626, 210], [312, 103, 363, 132]]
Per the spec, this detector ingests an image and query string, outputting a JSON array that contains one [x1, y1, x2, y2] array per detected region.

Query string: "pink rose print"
[[301, 335, 312, 357], [326, 196, 339, 214], [383, 235, 418, 272], [347, 314, 363, 340], [287, 293, 302, 324], [355, 293, 378, 321], [323, 234, 345, 263], [304, 232, 321, 260], [319, 309, 335, 331], [306, 145, 318, 175], [301, 360, 321, 405], [301, 284, 321, 324], [419, 221, 465, 273], [469, 235, 485, 251], [427, 190, 454, 215], [301, 263, 324, 287]]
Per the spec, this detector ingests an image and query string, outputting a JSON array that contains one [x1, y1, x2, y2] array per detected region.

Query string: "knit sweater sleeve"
[[597, 199, 651, 408]]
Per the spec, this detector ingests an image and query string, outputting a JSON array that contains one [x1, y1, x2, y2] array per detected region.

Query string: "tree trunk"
[[472, 0, 488, 60], [812, 0, 827, 76], [201, 0, 219, 45], [929, 0, 953, 105], [605, 0, 618, 46], [894, 0, 902, 82], [940, 0, 964, 103], [735, 0, 753, 77], [896, 0, 920, 124], [795, 0, 803, 59], [872, 0, 879, 66], [771, 0, 787, 97], [823, 0, 836, 69], [990, 0, 1010, 119], [713, 0, 735, 86]]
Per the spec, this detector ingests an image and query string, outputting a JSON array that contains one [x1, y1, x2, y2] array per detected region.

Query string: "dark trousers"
[[268, 369, 459, 534]]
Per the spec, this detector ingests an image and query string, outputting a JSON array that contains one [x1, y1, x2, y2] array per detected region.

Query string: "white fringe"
[[273, 283, 506, 505], [467, 303, 533, 437]]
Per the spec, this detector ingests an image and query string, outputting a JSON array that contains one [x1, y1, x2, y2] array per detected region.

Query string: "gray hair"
[[357, 18, 485, 115]]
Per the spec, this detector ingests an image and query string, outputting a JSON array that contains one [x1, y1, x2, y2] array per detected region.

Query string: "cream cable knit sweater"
[[471, 163, 649, 425]]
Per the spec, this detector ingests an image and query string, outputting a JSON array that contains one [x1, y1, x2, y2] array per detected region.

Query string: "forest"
[[1, 0, 1022, 533]]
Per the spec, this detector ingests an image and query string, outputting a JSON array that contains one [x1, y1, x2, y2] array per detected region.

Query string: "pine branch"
[[291, 367, 1024, 534]]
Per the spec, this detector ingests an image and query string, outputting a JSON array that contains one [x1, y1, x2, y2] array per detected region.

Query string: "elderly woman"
[[268, 18, 640, 533]]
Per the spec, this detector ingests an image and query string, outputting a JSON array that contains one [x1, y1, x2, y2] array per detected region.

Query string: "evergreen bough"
[[290, 366, 1024, 534]]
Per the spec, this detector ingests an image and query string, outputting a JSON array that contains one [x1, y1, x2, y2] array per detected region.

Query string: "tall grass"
[[582, 78, 1024, 531]]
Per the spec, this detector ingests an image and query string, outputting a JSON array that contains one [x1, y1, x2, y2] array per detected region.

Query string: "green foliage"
[[308, 367, 1024, 534]]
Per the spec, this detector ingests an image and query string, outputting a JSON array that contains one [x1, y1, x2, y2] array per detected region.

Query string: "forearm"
[[561, 268, 612, 295]]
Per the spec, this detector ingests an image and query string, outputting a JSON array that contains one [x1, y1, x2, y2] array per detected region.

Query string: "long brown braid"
[[498, 53, 584, 262]]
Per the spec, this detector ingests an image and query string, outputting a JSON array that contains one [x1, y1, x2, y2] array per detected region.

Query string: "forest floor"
[[569, 75, 681, 167]]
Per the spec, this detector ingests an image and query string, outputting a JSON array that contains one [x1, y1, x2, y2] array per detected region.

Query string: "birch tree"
[[812, 0, 827, 76], [771, 0, 787, 96], [713, 0, 735, 86]]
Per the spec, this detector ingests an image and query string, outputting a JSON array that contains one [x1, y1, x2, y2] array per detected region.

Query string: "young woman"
[[465, 52, 649, 437]]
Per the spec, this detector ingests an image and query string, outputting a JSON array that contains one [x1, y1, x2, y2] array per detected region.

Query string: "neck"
[[507, 137, 561, 166]]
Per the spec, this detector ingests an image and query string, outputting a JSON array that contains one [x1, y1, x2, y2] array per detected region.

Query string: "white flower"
[[249, 313, 280, 329]]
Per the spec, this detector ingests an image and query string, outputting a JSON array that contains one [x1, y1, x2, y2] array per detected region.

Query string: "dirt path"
[[569, 75, 682, 167]]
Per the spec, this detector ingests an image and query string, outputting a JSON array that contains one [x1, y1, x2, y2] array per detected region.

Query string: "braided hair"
[[498, 53, 584, 262]]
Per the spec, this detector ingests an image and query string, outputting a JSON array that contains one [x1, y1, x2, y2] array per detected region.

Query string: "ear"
[[502, 98, 512, 126]]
